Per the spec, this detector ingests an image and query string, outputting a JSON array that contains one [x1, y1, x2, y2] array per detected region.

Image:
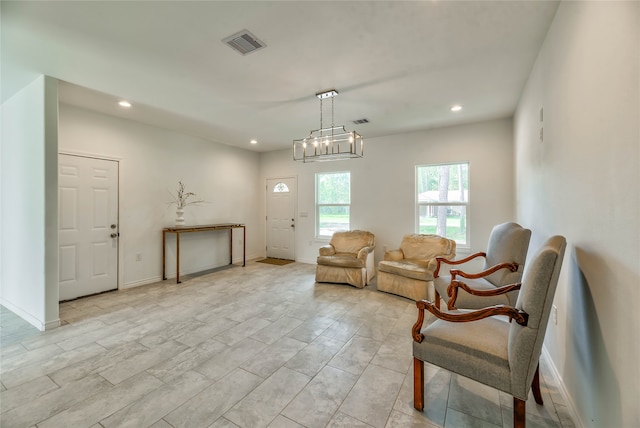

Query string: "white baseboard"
[[0, 298, 56, 331], [44, 318, 61, 330], [122, 258, 254, 289], [541, 346, 583, 428], [121, 276, 163, 289]]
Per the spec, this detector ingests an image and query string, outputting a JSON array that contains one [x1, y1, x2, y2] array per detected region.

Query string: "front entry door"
[[266, 177, 296, 260], [58, 154, 119, 301]]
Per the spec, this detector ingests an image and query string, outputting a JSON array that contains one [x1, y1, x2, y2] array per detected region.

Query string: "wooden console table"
[[162, 223, 245, 284]]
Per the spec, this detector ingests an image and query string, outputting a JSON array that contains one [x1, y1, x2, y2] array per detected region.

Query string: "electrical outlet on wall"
[[136, 253, 142, 262], [552, 305, 558, 324]]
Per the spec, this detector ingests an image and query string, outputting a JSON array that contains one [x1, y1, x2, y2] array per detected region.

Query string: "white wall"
[[1, 75, 59, 330], [514, 2, 639, 426], [260, 118, 515, 266], [58, 104, 262, 287]]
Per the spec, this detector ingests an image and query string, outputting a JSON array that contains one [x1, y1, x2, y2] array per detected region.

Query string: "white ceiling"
[[1, 1, 559, 152]]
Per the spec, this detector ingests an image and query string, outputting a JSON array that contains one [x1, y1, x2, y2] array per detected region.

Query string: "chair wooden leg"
[[532, 363, 544, 405], [413, 357, 424, 411], [514, 397, 526, 428], [434, 290, 441, 309]]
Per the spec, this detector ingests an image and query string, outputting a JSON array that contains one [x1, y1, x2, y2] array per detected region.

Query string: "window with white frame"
[[316, 171, 350, 237], [416, 162, 469, 246]]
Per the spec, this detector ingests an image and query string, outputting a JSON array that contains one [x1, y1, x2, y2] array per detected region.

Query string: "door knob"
[[111, 224, 117, 229], [110, 233, 119, 238]]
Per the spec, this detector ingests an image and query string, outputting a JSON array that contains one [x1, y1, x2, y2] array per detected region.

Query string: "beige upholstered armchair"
[[412, 235, 566, 428], [377, 234, 456, 301], [434, 222, 531, 310], [315, 230, 376, 288]]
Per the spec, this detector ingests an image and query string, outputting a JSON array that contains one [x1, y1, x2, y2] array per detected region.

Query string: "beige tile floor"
[[0, 261, 575, 428]]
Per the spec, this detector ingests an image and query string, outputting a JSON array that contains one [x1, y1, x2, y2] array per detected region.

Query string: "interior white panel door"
[[58, 154, 118, 301], [266, 177, 296, 260]]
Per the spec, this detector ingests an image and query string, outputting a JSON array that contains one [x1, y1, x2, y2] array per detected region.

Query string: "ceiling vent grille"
[[222, 30, 266, 55], [353, 118, 370, 124]]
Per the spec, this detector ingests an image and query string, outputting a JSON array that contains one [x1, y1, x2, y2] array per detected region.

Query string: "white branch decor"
[[168, 180, 205, 226], [168, 180, 204, 209]]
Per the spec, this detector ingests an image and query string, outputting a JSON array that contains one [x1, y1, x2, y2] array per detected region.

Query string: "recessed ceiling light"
[[118, 101, 131, 108], [250, 139, 258, 145], [450, 105, 462, 112]]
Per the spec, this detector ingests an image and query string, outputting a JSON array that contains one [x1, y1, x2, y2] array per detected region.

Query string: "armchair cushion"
[[317, 253, 365, 269], [377, 261, 434, 282], [437, 277, 519, 309], [329, 230, 375, 255], [413, 315, 511, 392], [484, 223, 532, 286], [399, 234, 456, 262]]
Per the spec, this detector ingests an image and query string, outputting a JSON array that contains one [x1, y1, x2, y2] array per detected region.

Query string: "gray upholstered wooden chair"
[[412, 235, 566, 428], [434, 222, 531, 310]]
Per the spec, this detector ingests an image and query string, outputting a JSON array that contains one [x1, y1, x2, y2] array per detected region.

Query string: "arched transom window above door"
[[273, 182, 290, 193]]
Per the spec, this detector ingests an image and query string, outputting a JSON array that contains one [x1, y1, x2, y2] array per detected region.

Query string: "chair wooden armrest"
[[412, 299, 528, 343], [450, 262, 518, 280], [434, 252, 486, 277], [447, 280, 522, 310]]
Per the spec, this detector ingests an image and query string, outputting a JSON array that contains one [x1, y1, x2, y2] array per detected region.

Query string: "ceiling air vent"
[[222, 30, 266, 55], [353, 118, 370, 124]]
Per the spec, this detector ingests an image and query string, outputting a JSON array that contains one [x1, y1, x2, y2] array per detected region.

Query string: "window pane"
[[317, 172, 350, 204], [417, 164, 468, 203], [316, 171, 351, 237], [318, 205, 350, 236], [273, 182, 289, 193], [418, 205, 467, 244], [416, 162, 469, 245]]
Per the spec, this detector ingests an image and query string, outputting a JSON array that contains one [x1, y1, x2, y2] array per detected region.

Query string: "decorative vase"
[[175, 207, 185, 226]]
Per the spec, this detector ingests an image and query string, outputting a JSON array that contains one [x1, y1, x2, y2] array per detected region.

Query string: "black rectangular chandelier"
[[293, 90, 364, 163]]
